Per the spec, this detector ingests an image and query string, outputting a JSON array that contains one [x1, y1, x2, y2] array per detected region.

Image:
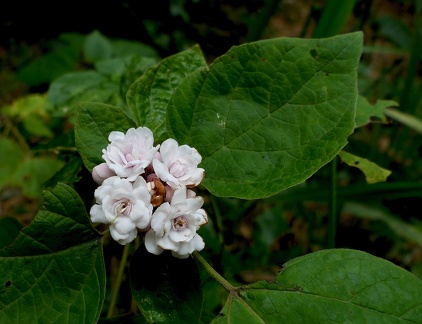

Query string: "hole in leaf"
[[310, 49, 317, 59], [325, 72, 330, 76], [5, 281, 11, 288], [354, 161, 360, 165]]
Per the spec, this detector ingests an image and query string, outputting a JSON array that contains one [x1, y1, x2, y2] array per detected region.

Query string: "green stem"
[[327, 156, 338, 248], [107, 243, 131, 318], [193, 251, 235, 293]]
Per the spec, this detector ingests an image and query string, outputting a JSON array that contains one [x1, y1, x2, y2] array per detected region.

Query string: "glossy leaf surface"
[[75, 103, 136, 171], [0, 183, 105, 323], [213, 249, 422, 323], [126, 45, 207, 142], [167, 32, 363, 199]]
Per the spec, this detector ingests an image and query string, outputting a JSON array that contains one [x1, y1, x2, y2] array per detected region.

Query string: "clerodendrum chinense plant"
[[1, 32, 422, 323]]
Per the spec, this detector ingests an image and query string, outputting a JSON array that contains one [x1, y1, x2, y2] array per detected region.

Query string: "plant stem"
[[327, 156, 338, 248], [107, 243, 131, 318], [193, 251, 235, 293]]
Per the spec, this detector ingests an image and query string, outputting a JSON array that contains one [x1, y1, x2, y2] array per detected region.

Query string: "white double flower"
[[153, 138, 204, 189], [145, 186, 208, 259], [95, 127, 158, 183], [89, 126, 208, 258], [90, 176, 153, 245]]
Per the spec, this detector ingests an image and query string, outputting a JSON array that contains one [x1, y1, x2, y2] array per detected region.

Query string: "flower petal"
[[90, 204, 108, 224], [110, 226, 137, 245], [114, 217, 136, 234], [145, 230, 164, 255]]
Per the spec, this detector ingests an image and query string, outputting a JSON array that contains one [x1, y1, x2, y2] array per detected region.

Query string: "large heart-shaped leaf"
[[130, 246, 203, 323], [126, 45, 207, 142], [75, 103, 136, 171], [213, 249, 422, 323], [0, 183, 105, 323], [167, 32, 363, 199]]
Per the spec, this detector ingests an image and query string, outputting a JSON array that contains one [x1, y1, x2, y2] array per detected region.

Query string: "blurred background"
[[1, 0, 422, 317]]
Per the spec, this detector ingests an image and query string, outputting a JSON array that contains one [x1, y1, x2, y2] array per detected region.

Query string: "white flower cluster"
[[89, 126, 208, 259]]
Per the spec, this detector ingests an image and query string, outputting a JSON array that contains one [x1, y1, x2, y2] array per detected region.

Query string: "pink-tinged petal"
[[160, 138, 178, 163], [177, 196, 204, 214], [92, 163, 116, 184], [90, 205, 108, 224], [187, 189, 196, 198], [185, 168, 204, 186], [164, 186, 175, 202], [153, 158, 178, 186], [146, 173, 158, 183], [145, 230, 164, 255], [108, 131, 125, 141], [170, 186, 188, 206]]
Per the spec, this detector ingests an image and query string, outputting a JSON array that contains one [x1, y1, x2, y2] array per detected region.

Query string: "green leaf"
[[338, 150, 392, 184], [111, 39, 159, 59], [3, 94, 48, 119], [17, 39, 81, 86], [167, 32, 363, 199], [44, 155, 83, 186], [48, 57, 156, 116], [0, 138, 24, 188], [47, 71, 121, 115], [84, 30, 113, 63], [75, 103, 136, 171], [0, 184, 105, 323], [385, 108, 422, 133], [3, 94, 54, 137], [22, 114, 54, 138], [0, 218, 23, 249], [213, 249, 422, 323], [115, 55, 158, 104], [11, 158, 65, 198], [130, 247, 203, 323], [355, 95, 399, 128], [126, 45, 207, 142], [0, 138, 64, 196]]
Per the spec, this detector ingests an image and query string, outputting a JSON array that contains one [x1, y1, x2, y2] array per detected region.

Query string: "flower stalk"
[[193, 251, 235, 293]]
